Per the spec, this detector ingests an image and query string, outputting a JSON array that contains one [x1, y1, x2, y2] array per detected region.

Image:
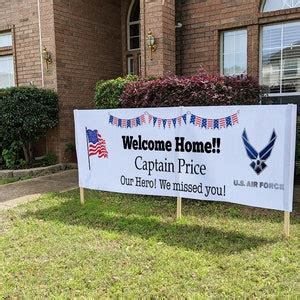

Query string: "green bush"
[[94, 75, 138, 109], [42, 152, 57, 167], [2, 141, 26, 169], [0, 86, 59, 168]]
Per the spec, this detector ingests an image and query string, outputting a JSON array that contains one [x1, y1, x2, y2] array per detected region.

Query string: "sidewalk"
[[0, 170, 78, 211]]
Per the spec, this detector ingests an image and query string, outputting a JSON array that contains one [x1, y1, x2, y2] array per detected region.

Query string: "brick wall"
[[176, 0, 300, 77], [0, 0, 57, 157], [51, 0, 123, 161], [0, 0, 124, 162], [140, 0, 176, 77], [2, 0, 300, 163], [0, 0, 42, 87]]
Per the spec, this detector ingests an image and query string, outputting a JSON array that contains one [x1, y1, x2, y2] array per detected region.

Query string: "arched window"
[[262, 0, 300, 12], [128, 0, 140, 51]]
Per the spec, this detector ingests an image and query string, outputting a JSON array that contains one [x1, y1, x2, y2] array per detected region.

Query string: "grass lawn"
[[1, 190, 299, 298], [0, 178, 19, 185]]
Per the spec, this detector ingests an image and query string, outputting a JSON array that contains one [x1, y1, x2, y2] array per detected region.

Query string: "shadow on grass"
[[24, 191, 279, 254], [97, 191, 300, 223]]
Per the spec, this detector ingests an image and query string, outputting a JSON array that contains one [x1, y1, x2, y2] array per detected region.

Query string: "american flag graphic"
[[86, 129, 108, 158], [207, 119, 213, 129], [195, 116, 201, 127]]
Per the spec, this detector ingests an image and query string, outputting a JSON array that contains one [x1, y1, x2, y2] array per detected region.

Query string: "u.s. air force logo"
[[242, 129, 277, 175]]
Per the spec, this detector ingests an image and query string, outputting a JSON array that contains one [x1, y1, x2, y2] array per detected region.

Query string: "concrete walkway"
[[0, 169, 78, 211]]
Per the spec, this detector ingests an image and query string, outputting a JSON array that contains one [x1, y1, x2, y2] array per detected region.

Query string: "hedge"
[[94, 75, 138, 109], [0, 86, 59, 168], [120, 73, 265, 108]]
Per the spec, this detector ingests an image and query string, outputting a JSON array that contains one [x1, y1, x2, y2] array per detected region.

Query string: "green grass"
[[1, 190, 299, 298], [0, 176, 33, 186], [0, 178, 19, 185]]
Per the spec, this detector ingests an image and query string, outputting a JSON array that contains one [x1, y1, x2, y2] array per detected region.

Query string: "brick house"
[[0, 0, 299, 162]]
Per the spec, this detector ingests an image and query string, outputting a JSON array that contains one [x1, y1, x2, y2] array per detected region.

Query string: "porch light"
[[147, 31, 157, 60], [42, 46, 53, 70]]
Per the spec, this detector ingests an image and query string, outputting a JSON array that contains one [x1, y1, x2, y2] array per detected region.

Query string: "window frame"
[[0, 28, 16, 88], [127, 56, 134, 75], [261, 0, 300, 12], [259, 21, 300, 97], [220, 28, 248, 76], [127, 0, 141, 52]]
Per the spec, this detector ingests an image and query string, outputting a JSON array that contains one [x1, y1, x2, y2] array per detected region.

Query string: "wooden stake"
[[80, 188, 85, 205], [176, 197, 182, 219], [284, 211, 290, 238]]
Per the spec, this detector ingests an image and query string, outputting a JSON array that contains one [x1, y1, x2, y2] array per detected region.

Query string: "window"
[[127, 56, 134, 75], [0, 31, 15, 88], [128, 0, 140, 50], [261, 21, 300, 95], [262, 0, 300, 12], [221, 29, 247, 76], [0, 56, 15, 88], [137, 54, 141, 75], [0, 32, 12, 48]]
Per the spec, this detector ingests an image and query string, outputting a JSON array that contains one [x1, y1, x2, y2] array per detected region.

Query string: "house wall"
[[51, 0, 123, 161], [2, 0, 300, 163], [175, 0, 300, 77], [140, 0, 176, 77], [0, 0, 42, 86], [0, 0, 57, 157]]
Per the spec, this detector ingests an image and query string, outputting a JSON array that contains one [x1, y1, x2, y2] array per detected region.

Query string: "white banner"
[[74, 105, 297, 212]]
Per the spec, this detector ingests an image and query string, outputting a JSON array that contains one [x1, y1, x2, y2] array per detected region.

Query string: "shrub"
[[2, 142, 25, 169], [120, 73, 265, 108], [94, 75, 138, 109], [42, 152, 57, 167], [0, 86, 59, 167]]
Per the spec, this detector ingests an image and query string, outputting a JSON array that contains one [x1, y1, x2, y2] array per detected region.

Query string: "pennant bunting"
[[172, 118, 177, 128], [162, 119, 167, 129], [177, 116, 182, 126], [190, 114, 196, 125], [158, 118, 162, 128], [108, 111, 239, 130]]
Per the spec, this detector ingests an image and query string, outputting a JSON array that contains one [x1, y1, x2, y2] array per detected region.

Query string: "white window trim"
[[0, 30, 16, 88], [127, 0, 141, 52], [127, 56, 134, 75], [259, 21, 300, 97], [220, 28, 248, 76]]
